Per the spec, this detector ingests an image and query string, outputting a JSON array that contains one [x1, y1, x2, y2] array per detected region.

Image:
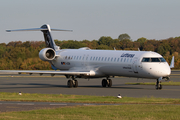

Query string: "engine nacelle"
[[39, 48, 56, 61]]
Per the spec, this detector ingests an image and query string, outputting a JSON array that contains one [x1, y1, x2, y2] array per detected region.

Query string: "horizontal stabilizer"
[[6, 28, 73, 32], [6, 24, 72, 51], [6, 24, 73, 50]]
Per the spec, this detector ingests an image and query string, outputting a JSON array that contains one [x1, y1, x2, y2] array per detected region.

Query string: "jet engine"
[[39, 48, 56, 61]]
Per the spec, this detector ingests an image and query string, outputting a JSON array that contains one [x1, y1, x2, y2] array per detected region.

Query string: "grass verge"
[[0, 92, 180, 104], [0, 104, 180, 120], [126, 81, 180, 86]]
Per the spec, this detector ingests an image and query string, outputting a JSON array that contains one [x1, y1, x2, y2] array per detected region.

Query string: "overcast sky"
[[1, 0, 180, 43]]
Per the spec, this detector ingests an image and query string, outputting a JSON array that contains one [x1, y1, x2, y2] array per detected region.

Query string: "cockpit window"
[[151, 58, 160, 62], [159, 57, 166, 62], [142, 58, 150, 62], [141, 57, 166, 62]]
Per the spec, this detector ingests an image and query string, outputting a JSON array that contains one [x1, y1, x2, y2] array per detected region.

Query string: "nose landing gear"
[[155, 79, 162, 90]]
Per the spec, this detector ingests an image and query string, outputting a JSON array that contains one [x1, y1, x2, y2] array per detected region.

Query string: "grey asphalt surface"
[[0, 70, 180, 112], [0, 101, 118, 113]]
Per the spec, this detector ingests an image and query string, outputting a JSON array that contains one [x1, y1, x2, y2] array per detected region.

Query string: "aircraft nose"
[[161, 65, 171, 77], [150, 64, 171, 78]]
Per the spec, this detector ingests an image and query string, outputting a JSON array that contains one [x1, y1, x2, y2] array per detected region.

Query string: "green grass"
[[0, 92, 180, 120], [126, 81, 180, 86], [0, 105, 180, 120], [0, 92, 180, 104]]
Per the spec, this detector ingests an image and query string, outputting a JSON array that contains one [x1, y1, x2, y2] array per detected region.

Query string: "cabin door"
[[82, 54, 89, 68], [132, 58, 138, 73]]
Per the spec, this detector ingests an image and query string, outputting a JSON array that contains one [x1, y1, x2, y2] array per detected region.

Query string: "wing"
[[0, 70, 95, 76]]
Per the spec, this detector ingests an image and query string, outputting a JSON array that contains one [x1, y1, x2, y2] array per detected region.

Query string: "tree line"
[[0, 34, 180, 70]]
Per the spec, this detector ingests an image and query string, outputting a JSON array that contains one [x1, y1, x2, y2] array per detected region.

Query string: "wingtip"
[[6, 30, 11, 32], [170, 56, 174, 68]]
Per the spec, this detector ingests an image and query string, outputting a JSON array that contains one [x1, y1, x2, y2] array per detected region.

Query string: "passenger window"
[[121, 58, 123, 62], [130, 59, 132, 62], [108, 57, 110, 61], [101, 57, 104, 61], [77, 56, 79, 60], [105, 57, 107, 61], [93, 57, 95, 60], [79, 56, 81, 60], [117, 58, 119, 62], [90, 57, 92, 60], [114, 58, 116, 62], [74, 56, 76, 59], [127, 58, 129, 62], [111, 57, 113, 61], [124, 58, 126, 62], [96, 57, 98, 61], [82, 57, 84, 60], [98, 57, 101, 61]]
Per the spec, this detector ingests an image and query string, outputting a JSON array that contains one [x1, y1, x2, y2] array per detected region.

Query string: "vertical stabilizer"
[[41, 24, 58, 50]]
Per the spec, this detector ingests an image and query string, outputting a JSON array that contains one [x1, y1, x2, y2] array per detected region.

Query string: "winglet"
[[170, 56, 174, 68]]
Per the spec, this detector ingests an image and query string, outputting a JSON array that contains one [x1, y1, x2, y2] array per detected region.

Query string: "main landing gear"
[[155, 79, 162, 90], [66, 75, 113, 88], [102, 79, 112, 87], [67, 80, 78, 88], [66, 75, 78, 88]]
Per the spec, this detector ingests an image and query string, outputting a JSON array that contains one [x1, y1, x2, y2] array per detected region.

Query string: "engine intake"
[[39, 48, 56, 61]]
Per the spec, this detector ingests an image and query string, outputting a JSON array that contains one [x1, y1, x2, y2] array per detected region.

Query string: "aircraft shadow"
[[78, 86, 144, 89], [0, 83, 146, 90], [0, 83, 67, 89]]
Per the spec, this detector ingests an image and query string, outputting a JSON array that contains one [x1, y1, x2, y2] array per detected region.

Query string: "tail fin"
[[6, 24, 72, 50], [41, 24, 57, 50]]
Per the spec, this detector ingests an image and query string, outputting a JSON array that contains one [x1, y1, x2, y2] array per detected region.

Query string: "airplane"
[[4, 24, 174, 90]]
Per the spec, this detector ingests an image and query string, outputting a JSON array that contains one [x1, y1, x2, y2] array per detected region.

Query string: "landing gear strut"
[[102, 79, 112, 87], [155, 79, 162, 90], [67, 79, 78, 88]]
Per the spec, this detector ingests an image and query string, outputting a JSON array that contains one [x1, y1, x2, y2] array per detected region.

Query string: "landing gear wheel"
[[155, 85, 158, 90], [159, 84, 162, 89], [155, 79, 162, 90], [67, 80, 73, 88], [102, 79, 107, 87], [107, 79, 112, 87], [73, 80, 78, 88]]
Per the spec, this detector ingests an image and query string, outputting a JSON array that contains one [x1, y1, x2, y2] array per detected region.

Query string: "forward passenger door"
[[132, 58, 138, 73]]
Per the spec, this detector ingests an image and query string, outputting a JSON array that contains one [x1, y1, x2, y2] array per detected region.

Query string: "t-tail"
[[6, 24, 72, 51]]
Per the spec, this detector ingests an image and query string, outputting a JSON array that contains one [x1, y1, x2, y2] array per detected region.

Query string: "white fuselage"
[[52, 48, 171, 79], [6, 24, 172, 89]]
